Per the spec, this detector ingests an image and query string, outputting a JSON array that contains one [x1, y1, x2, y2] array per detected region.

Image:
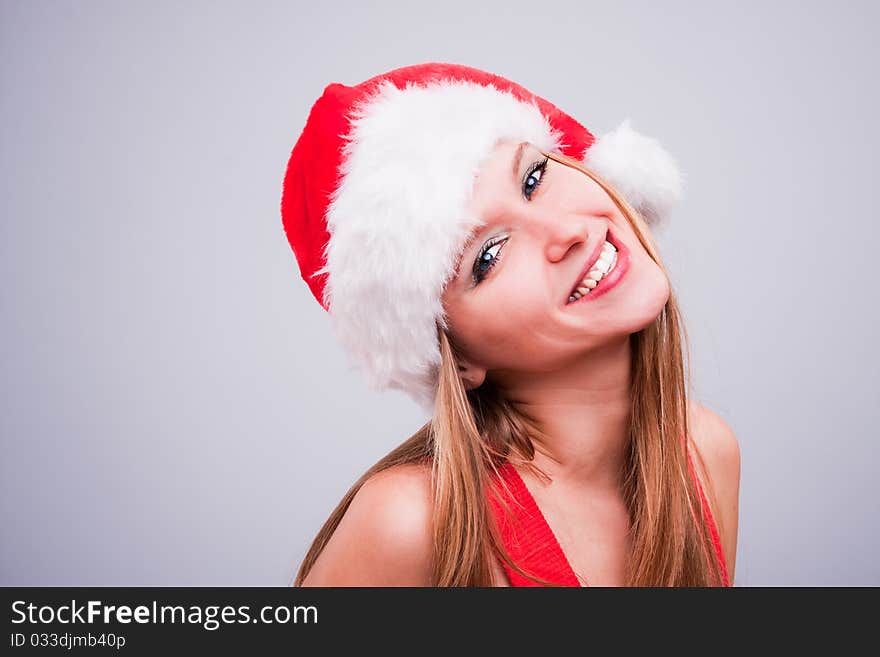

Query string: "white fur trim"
[[584, 118, 683, 226], [319, 79, 564, 410]]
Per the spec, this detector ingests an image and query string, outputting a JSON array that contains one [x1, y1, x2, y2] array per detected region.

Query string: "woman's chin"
[[568, 270, 669, 333]]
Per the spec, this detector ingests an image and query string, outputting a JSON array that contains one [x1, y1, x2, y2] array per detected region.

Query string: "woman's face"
[[440, 139, 670, 388]]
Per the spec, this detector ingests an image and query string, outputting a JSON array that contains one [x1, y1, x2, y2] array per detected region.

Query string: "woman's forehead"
[[459, 141, 538, 240], [477, 139, 533, 180], [469, 140, 534, 209]]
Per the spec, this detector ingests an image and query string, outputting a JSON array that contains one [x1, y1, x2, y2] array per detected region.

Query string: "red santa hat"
[[280, 62, 682, 411]]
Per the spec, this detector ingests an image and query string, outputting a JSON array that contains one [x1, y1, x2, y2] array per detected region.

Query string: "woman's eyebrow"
[[511, 141, 528, 182], [455, 226, 485, 280]]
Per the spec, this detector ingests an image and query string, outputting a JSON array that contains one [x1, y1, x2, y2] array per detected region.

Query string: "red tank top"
[[487, 451, 730, 587]]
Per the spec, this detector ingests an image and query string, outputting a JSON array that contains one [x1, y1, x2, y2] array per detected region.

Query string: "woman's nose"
[[543, 214, 592, 263]]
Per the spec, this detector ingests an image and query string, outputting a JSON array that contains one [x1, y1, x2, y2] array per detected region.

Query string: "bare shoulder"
[[301, 463, 434, 586], [688, 402, 742, 479], [687, 401, 741, 583]]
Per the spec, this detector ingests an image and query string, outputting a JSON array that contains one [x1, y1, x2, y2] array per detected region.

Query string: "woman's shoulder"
[[688, 401, 740, 463], [301, 463, 434, 586], [358, 463, 435, 532], [687, 401, 741, 582]]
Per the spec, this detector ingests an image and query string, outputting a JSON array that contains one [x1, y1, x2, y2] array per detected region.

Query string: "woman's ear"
[[457, 359, 487, 391], [440, 326, 486, 390]]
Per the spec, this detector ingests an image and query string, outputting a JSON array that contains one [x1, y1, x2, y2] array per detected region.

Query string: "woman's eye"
[[523, 156, 549, 200], [472, 238, 506, 285]]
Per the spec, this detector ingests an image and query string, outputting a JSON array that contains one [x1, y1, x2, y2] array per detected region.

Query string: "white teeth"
[[567, 241, 618, 304], [602, 251, 618, 275]]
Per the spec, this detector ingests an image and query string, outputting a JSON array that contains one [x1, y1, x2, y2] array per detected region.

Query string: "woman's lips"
[[564, 229, 630, 306]]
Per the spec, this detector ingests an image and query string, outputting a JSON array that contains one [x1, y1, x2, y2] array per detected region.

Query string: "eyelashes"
[[470, 155, 550, 287], [523, 155, 549, 201], [471, 235, 506, 285]]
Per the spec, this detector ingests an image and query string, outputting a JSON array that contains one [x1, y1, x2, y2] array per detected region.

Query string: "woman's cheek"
[[461, 308, 529, 369]]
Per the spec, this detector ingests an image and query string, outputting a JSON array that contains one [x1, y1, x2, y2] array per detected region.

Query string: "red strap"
[[487, 462, 581, 586], [686, 451, 731, 586]]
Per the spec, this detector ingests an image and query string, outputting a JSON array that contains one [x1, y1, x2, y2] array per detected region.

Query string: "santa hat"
[[280, 62, 682, 411]]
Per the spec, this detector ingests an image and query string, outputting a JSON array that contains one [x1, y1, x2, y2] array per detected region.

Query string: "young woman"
[[281, 62, 740, 587]]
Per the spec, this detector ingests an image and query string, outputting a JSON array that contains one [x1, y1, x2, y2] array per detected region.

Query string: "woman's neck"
[[496, 335, 632, 492]]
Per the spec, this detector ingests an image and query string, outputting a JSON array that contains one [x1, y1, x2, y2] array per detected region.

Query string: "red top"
[[487, 451, 730, 586]]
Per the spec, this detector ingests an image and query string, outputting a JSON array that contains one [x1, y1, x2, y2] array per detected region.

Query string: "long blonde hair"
[[293, 150, 726, 586]]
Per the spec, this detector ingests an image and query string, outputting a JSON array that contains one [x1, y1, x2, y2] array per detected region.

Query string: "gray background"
[[2, 0, 877, 586]]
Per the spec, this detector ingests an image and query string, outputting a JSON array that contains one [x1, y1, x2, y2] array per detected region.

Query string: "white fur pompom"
[[584, 119, 683, 226]]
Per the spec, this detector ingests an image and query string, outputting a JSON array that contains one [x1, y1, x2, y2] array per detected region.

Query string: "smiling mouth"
[[566, 232, 621, 304]]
